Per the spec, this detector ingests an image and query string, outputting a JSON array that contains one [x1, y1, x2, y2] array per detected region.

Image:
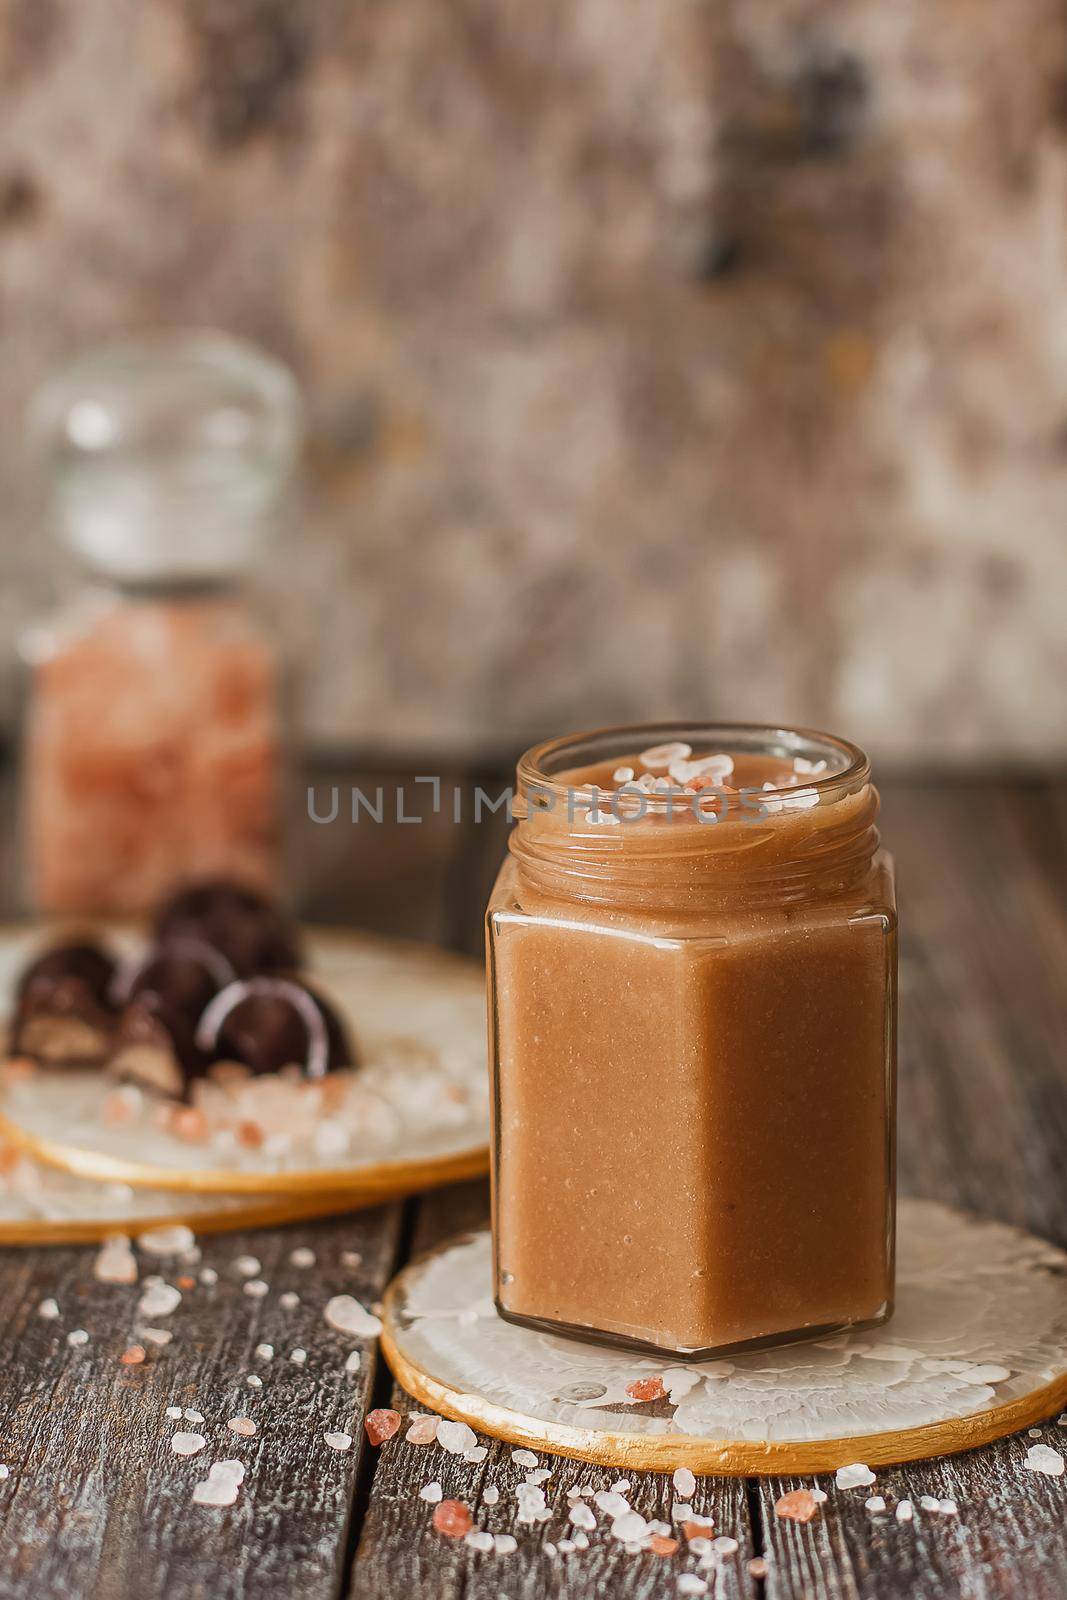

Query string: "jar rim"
[[517, 721, 870, 802]]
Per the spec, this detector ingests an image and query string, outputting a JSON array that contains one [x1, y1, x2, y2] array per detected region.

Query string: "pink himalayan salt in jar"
[[20, 332, 301, 915]]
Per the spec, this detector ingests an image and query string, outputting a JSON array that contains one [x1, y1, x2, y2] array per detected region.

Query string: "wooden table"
[[1, 765, 1066, 1600]]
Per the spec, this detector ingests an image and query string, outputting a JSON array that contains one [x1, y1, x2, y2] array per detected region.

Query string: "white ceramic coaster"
[[0, 926, 489, 1196], [382, 1199, 1067, 1475]]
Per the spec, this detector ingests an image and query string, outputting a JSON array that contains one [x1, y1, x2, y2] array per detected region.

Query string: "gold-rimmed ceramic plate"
[[0, 925, 489, 1199], [0, 1141, 363, 1244], [381, 1199, 1067, 1475]]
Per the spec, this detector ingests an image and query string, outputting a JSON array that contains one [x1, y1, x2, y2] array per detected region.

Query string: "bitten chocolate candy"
[[16, 940, 116, 1008], [196, 977, 355, 1080], [153, 880, 302, 977], [11, 939, 117, 1065], [111, 939, 237, 1026], [110, 991, 206, 1098]]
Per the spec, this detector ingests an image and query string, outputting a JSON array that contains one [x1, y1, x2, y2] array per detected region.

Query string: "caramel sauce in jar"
[[486, 723, 896, 1358]]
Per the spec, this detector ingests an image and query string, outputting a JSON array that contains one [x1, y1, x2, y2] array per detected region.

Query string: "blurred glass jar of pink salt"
[[18, 331, 303, 916]]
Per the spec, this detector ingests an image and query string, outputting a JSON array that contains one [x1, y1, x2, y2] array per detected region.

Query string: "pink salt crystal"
[[236, 1120, 265, 1150], [775, 1489, 820, 1524], [405, 1414, 440, 1446], [365, 1409, 401, 1446], [120, 1345, 146, 1366], [93, 1238, 138, 1285], [227, 1417, 257, 1438], [432, 1500, 473, 1539], [625, 1376, 666, 1403], [649, 1535, 679, 1556], [103, 1088, 141, 1126], [170, 1107, 209, 1143], [749, 1558, 769, 1579]]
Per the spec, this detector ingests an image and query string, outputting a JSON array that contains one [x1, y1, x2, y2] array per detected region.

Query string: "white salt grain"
[[38, 1298, 60, 1320], [279, 1291, 300, 1310], [611, 1511, 649, 1543], [835, 1462, 876, 1490], [865, 1496, 886, 1513], [227, 1417, 256, 1437], [572, 1531, 589, 1550], [324, 1294, 381, 1338], [811, 1488, 828, 1503], [166, 1406, 182, 1420], [139, 1328, 173, 1346], [246, 1376, 263, 1389], [171, 1432, 207, 1456], [920, 1495, 940, 1511], [640, 741, 692, 770], [234, 1256, 261, 1277], [511, 1448, 538, 1468], [569, 1503, 596, 1530], [243, 1280, 269, 1299], [594, 1490, 630, 1518], [289, 1247, 316, 1268], [344, 1351, 361, 1375], [494, 1534, 517, 1555], [465, 1530, 494, 1552], [193, 1478, 239, 1507], [137, 1225, 195, 1257], [255, 1344, 274, 1360], [184, 1409, 204, 1424], [199, 1268, 218, 1287], [437, 1420, 478, 1455], [673, 1466, 696, 1499], [1025, 1444, 1065, 1476], [483, 1486, 499, 1505], [290, 1349, 307, 1366], [419, 1481, 443, 1503], [137, 1282, 181, 1319], [896, 1499, 914, 1522], [464, 1446, 488, 1464], [191, 1461, 246, 1509], [677, 1578, 708, 1597], [610, 1478, 631, 1494], [66, 1329, 89, 1347], [325, 1432, 352, 1452], [939, 1499, 958, 1516], [93, 1237, 138, 1285], [712, 1536, 739, 1555]]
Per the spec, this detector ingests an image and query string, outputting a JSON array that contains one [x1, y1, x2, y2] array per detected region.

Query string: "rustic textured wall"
[[1, 0, 1066, 764]]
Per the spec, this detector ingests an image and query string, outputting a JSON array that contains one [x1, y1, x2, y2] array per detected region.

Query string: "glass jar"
[[19, 331, 302, 916], [486, 722, 897, 1359]]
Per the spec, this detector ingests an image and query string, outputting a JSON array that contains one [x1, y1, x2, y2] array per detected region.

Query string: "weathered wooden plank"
[[0, 1208, 402, 1600], [758, 782, 1067, 1598], [350, 1181, 757, 1600]]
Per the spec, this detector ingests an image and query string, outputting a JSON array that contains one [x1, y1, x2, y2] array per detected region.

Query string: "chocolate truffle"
[[196, 977, 355, 1080], [153, 880, 302, 977], [10, 938, 117, 1065], [111, 939, 237, 1025], [110, 991, 206, 1098]]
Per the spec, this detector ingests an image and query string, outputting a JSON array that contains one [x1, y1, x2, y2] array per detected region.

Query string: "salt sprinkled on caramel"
[[639, 741, 691, 770]]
